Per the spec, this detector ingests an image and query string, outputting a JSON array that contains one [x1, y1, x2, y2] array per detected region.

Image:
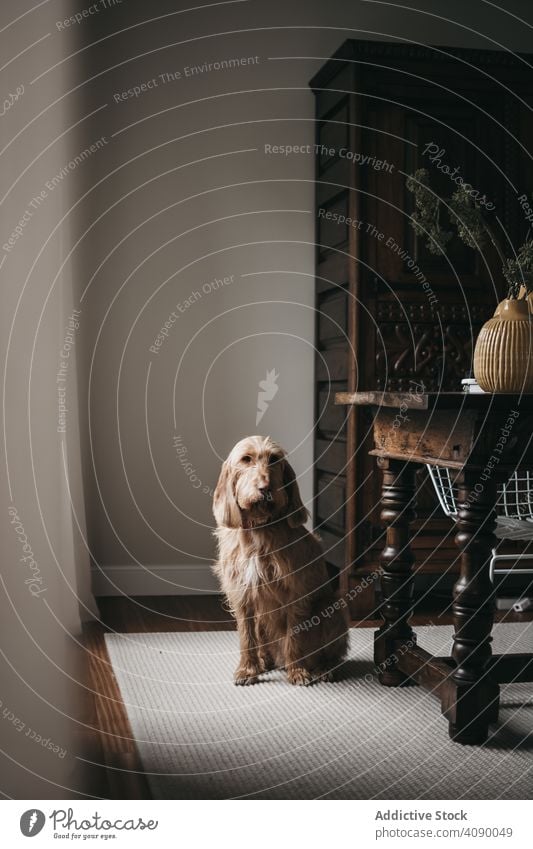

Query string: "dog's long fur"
[[212, 436, 348, 685]]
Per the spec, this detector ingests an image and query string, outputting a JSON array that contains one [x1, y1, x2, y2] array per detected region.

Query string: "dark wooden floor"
[[86, 594, 533, 800], [98, 594, 235, 633]]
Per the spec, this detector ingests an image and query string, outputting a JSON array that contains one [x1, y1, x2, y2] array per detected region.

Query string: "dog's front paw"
[[234, 666, 260, 686], [258, 653, 276, 673], [311, 668, 335, 683], [287, 666, 313, 686]]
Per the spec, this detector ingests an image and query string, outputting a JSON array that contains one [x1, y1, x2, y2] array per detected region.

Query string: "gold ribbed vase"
[[473, 299, 533, 392]]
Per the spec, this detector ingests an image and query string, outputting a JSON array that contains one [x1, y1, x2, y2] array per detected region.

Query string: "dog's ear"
[[213, 461, 242, 528], [283, 459, 310, 528]]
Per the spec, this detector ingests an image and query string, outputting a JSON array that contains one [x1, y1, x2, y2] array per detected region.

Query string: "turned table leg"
[[442, 468, 500, 744], [374, 457, 417, 686]]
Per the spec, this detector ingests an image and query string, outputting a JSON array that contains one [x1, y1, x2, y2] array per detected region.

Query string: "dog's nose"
[[258, 484, 270, 495]]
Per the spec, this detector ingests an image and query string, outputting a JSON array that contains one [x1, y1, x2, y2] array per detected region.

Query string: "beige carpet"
[[105, 622, 533, 799]]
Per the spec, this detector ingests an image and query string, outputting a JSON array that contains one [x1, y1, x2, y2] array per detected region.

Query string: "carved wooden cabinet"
[[310, 40, 533, 617]]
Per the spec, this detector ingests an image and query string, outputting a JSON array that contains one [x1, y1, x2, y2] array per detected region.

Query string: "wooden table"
[[336, 391, 533, 744]]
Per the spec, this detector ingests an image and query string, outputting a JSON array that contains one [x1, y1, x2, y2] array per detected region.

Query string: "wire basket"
[[426, 465, 533, 581], [427, 467, 533, 522]]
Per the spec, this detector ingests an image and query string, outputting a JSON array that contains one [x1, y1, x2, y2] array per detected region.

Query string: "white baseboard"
[[91, 564, 219, 596]]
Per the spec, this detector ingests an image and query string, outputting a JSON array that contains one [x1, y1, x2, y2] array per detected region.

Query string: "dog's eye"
[[241, 455, 252, 464]]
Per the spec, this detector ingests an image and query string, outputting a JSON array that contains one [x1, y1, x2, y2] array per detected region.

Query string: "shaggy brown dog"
[[212, 436, 348, 685]]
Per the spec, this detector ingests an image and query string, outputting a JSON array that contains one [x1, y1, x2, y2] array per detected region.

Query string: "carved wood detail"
[[375, 321, 488, 391]]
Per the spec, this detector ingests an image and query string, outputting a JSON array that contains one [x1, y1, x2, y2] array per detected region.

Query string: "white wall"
[[0, 0, 96, 799], [78, 0, 533, 594]]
